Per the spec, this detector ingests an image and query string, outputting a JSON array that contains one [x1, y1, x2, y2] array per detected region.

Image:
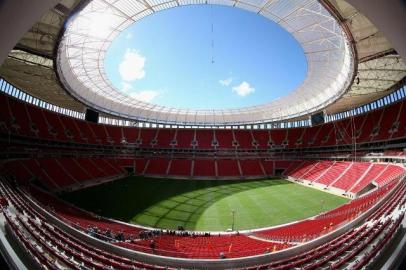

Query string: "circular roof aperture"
[[57, 0, 355, 126]]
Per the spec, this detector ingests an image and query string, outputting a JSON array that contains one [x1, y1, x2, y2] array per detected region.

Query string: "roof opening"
[[105, 5, 307, 110]]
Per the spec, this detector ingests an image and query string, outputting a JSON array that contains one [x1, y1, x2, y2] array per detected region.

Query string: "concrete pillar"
[[347, 0, 406, 61], [0, 0, 60, 64]]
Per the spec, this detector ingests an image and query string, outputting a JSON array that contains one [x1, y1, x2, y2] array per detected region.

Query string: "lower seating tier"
[[0, 174, 404, 266], [2, 158, 404, 196], [284, 160, 405, 195], [1, 158, 126, 190]]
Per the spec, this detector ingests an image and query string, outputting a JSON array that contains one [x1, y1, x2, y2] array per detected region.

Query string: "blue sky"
[[105, 5, 307, 110]]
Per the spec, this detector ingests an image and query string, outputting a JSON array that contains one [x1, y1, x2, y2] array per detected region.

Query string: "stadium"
[[0, 0, 405, 269]]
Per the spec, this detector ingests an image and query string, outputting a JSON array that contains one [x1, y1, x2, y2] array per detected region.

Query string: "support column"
[[0, 0, 60, 64]]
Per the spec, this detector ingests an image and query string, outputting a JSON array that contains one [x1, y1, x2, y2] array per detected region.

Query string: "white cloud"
[[219, 77, 233, 87], [232, 81, 255, 97], [119, 49, 146, 82], [121, 82, 133, 93], [120, 82, 161, 103], [121, 82, 163, 102], [129, 90, 161, 103]]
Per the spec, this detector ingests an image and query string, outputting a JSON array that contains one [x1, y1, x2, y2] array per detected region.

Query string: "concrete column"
[[0, 0, 60, 64], [347, 0, 406, 61]]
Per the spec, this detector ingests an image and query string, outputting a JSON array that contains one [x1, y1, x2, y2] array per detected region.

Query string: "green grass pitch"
[[61, 177, 349, 231]]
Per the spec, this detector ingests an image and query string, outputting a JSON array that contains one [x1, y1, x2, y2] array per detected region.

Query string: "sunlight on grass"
[[62, 178, 348, 231]]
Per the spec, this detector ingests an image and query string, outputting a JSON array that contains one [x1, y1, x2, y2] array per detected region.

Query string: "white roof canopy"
[[57, 0, 355, 125]]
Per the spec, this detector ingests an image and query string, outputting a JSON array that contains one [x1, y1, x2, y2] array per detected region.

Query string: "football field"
[[61, 177, 348, 231]]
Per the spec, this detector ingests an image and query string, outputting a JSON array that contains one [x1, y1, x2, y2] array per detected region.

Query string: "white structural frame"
[[57, 0, 355, 126]]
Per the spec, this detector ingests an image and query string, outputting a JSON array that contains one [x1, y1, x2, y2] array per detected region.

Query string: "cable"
[[210, 4, 214, 64]]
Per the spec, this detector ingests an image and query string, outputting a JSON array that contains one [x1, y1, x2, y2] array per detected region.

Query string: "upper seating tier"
[[1, 92, 405, 150]]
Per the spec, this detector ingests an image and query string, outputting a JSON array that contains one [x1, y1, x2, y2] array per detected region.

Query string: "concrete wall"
[[347, 0, 406, 60], [0, 0, 60, 64]]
